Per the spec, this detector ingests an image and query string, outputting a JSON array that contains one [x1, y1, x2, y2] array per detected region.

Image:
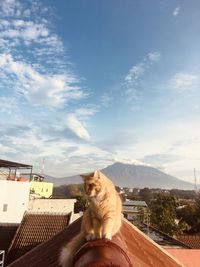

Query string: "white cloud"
[[0, 1, 64, 55], [112, 120, 200, 182], [101, 93, 113, 108], [124, 51, 161, 101], [0, 96, 18, 114], [0, 0, 18, 16], [0, 53, 85, 106], [173, 7, 180, 16], [148, 52, 161, 63], [66, 113, 90, 141], [0, 120, 114, 177], [74, 106, 98, 119], [0, 143, 16, 153], [170, 72, 200, 92], [125, 64, 145, 82]]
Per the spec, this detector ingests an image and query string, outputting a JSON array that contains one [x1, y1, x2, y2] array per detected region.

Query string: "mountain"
[[45, 162, 197, 190]]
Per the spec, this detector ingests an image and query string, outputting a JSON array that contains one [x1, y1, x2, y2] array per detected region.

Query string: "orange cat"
[[59, 170, 122, 267]]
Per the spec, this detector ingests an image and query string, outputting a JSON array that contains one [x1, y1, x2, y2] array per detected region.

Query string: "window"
[[3, 204, 8, 212]]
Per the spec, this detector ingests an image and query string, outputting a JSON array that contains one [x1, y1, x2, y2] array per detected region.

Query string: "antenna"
[[41, 158, 45, 178], [194, 168, 198, 193]]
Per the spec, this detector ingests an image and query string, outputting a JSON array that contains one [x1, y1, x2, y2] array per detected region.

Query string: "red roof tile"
[[7, 218, 184, 267], [175, 235, 200, 249], [5, 212, 71, 266]]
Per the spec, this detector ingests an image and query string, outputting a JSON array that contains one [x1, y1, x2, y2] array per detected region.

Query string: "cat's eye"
[[89, 183, 94, 189]]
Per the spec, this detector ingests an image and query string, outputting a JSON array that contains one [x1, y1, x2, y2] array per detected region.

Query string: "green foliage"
[[52, 184, 86, 212], [52, 184, 84, 199], [176, 194, 200, 234], [150, 193, 182, 235]]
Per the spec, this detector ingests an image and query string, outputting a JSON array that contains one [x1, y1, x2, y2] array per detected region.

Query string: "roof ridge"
[[26, 211, 70, 215]]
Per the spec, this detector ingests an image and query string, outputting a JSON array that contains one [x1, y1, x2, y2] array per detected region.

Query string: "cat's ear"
[[94, 170, 100, 179], [80, 172, 94, 180]]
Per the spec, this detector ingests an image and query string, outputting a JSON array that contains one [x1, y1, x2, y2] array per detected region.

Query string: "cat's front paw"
[[102, 233, 112, 240], [86, 233, 95, 241]]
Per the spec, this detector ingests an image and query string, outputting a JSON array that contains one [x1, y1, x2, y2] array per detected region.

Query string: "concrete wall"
[[28, 199, 76, 215], [0, 180, 30, 223]]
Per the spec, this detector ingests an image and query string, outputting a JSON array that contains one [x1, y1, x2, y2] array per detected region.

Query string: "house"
[[0, 180, 30, 224], [175, 235, 200, 249], [6, 217, 187, 267], [28, 198, 76, 221], [0, 159, 32, 181], [30, 180, 53, 198], [136, 222, 190, 249], [5, 211, 71, 266], [0, 159, 32, 224], [123, 200, 149, 222]]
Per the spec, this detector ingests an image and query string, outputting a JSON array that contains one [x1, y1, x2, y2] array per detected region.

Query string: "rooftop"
[[7, 217, 184, 267], [5, 212, 71, 266], [0, 159, 32, 169], [175, 235, 200, 249], [136, 222, 190, 249], [123, 200, 148, 207]]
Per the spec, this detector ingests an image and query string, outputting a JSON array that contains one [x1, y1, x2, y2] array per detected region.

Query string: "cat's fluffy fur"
[[59, 170, 122, 267]]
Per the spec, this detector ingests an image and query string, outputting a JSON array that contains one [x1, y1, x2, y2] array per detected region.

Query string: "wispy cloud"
[[74, 106, 98, 119], [170, 72, 200, 92], [124, 51, 161, 101], [0, 96, 19, 114], [0, 53, 85, 107], [100, 93, 113, 108], [0, 0, 102, 176], [66, 113, 90, 141], [0, 0, 87, 108], [0, 0, 63, 53], [173, 6, 180, 16]]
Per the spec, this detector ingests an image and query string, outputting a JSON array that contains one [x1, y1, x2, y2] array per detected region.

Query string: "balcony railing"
[[0, 250, 5, 267]]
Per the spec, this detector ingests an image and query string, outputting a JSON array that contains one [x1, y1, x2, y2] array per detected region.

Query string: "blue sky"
[[1, 0, 200, 183]]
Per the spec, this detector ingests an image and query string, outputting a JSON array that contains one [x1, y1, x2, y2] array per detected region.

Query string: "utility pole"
[[194, 168, 198, 193]]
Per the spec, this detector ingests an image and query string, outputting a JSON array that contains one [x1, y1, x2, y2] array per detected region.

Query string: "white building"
[[123, 200, 148, 222], [0, 180, 30, 223], [28, 198, 77, 221]]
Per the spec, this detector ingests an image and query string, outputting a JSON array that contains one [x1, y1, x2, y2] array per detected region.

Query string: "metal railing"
[[0, 250, 5, 267]]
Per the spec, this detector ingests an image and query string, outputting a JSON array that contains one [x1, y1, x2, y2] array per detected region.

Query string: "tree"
[[150, 193, 182, 235], [177, 194, 200, 234], [74, 195, 87, 213], [139, 188, 152, 205]]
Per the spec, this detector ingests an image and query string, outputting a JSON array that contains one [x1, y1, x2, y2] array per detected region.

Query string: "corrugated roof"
[[5, 212, 71, 266], [0, 224, 19, 253], [175, 235, 200, 249], [0, 159, 32, 169], [123, 200, 148, 207], [136, 222, 190, 249], [7, 217, 184, 267]]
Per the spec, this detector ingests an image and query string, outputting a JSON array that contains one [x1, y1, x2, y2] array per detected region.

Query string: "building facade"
[[0, 180, 30, 223]]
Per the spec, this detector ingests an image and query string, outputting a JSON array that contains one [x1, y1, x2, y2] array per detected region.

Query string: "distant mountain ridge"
[[45, 162, 197, 190]]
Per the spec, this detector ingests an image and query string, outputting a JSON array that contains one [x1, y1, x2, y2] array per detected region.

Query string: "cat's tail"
[[59, 232, 86, 267]]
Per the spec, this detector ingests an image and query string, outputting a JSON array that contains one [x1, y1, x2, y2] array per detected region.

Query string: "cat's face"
[[81, 171, 103, 198]]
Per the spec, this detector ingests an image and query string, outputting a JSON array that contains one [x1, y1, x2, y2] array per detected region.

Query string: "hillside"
[[46, 162, 197, 190]]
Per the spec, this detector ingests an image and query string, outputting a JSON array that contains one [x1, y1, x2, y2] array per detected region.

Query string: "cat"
[[59, 170, 122, 267]]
